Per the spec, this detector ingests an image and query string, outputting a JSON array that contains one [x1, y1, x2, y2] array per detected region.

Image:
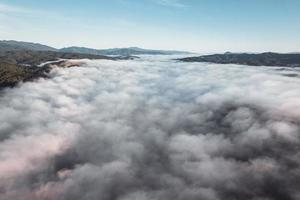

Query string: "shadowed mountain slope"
[[179, 52, 300, 67]]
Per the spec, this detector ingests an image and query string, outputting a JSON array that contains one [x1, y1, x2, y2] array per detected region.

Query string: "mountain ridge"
[[59, 46, 191, 56], [0, 40, 57, 52], [179, 52, 300, 67], [0, 40, 191, 56]]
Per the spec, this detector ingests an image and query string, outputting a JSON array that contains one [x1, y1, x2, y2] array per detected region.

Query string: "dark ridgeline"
[[0, 50, 114, 88], [179, 52, 300, 67], [0, 40, 57, 52]]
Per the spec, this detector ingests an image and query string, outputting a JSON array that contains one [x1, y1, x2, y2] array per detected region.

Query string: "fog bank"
[[1, 56, 300, 200]]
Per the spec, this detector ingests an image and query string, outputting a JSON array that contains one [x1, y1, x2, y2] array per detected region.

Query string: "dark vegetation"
[[179, 52, 300, 67], [0, 50, 113, 88]]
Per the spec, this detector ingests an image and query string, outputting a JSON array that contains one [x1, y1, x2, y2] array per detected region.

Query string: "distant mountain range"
[[179, 52, 300, 67], [0, 40, 191, 56], [60, 46, 190, 56]]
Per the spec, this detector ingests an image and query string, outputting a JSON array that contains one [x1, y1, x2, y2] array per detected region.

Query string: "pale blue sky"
[[0, 0, 300, 53]]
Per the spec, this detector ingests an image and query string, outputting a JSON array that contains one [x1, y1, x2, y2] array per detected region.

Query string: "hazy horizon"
[[3, 39, 300, 55], [1, 0, 300, 53]]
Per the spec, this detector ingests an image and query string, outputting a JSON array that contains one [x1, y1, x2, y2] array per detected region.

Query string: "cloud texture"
[[0, 56, 300, 200]]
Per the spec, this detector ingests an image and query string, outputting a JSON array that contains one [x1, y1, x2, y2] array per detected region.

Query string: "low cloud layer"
[[1, 57, 300, 200]]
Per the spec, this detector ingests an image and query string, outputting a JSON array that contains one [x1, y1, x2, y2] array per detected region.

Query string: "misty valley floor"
[[1, 56, 300, 200]]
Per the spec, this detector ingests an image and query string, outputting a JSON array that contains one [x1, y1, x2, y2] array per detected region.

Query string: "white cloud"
[[155, 0, 187, 8]]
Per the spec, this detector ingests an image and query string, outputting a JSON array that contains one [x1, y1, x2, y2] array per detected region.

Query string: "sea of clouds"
[[0, 56, 300, 200]]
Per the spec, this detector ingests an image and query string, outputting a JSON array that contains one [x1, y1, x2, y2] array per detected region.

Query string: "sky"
[[0, 0, 300, 53]]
